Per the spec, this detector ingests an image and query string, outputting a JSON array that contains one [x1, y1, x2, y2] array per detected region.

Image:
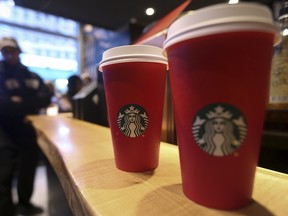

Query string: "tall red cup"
[[163, 3, 280, 209], [99, 45, 168, 172]]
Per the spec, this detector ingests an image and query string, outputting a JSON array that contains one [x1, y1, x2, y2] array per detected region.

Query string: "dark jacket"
[[0, 60, 51, 124]]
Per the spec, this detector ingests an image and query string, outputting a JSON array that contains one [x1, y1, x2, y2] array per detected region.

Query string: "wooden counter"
[[28, 115, 288, 216]]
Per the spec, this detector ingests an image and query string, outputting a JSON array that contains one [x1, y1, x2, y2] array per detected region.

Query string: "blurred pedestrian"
[[0, 37, 51, 215], [58, 74, 83, 112], [81, 71, 92, 87]]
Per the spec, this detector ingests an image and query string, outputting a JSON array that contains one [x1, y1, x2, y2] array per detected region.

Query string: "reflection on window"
[[55, 79, 69, 93], [21, 54, 78, 71], [0, 4, 78, 36]]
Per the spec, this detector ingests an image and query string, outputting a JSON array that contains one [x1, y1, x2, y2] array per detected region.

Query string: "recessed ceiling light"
[[228, 0, 239, 4], [146, 8, 155, 16], [83, 24, 93, 33]]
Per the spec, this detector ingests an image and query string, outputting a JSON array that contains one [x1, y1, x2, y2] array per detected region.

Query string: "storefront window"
[[0, 3, 79, 86]]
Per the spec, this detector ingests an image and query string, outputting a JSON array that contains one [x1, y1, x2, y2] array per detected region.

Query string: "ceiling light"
[[229, 0, 239, 4], [83, 24, 93, 33], [146, 8, 155, 16]]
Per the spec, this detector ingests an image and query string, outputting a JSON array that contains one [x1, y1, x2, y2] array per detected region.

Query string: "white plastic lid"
[[163, 3, 280, 50], [99, 45, 168, 72]]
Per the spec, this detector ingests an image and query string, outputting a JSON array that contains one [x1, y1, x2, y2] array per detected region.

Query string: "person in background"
[[67, 75, 83, 100], [0, 37, 51, 216], [58, 74, 83, 112], [81, 71, 92, 87]]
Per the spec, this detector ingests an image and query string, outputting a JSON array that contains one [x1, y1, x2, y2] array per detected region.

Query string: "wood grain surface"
[[28, 115, 288, 216]]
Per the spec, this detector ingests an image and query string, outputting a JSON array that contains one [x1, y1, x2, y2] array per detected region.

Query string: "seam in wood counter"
[[28, 115, 288, 216]]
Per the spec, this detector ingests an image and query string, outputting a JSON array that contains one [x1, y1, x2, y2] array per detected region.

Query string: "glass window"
[[0, 4, 79, 83]]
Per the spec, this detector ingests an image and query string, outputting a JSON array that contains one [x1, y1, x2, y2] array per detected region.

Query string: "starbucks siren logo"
[[192, 103, 247, 156], [117, 104, 149, 137]]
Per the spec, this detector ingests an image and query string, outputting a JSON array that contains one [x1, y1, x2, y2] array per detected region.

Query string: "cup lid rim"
[[99, 45, 167, 71], [163, 2, 280, 49]]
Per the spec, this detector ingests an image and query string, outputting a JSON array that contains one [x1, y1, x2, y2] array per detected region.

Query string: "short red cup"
[[99, 45, 168, 172], [163, 3, 280, 209]]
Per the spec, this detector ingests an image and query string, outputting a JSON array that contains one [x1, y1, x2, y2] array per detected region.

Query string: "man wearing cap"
[[0, 37, 51, 215]]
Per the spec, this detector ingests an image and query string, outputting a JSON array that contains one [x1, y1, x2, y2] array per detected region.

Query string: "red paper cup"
[[99, 45, 168, 172], [163, 3, 280, 209]]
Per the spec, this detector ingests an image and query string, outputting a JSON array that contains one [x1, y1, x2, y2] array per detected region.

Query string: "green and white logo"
[[117, 104, 149, 138], [192, 103, 247, 157]]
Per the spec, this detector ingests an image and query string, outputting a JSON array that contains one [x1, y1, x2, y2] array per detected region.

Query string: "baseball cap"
[[0, 37, 21, 50]]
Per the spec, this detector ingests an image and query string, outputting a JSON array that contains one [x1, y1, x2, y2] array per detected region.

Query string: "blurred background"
[[0, 0, 280, 93], [1, 0, 287, 215]]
